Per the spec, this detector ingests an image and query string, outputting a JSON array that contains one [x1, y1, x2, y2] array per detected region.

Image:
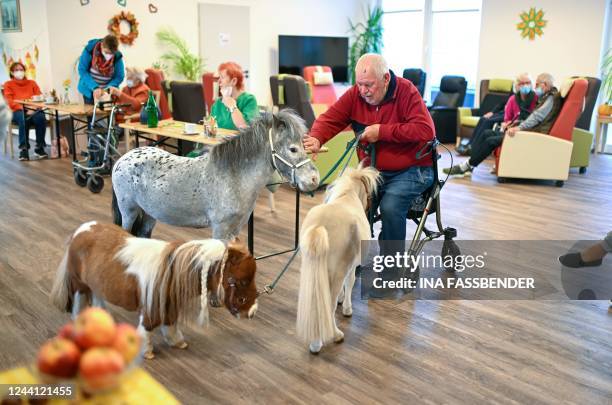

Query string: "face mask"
[[519, 85, 531, 95], [220, 86, 233, 98], [13, 70, 25, 80], [534, 87, 544, 97], [126, 79, 135, 88], [103, 52, 114, 61]]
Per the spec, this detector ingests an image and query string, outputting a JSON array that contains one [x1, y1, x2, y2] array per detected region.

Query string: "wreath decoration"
[[108, 11, 139, 45]]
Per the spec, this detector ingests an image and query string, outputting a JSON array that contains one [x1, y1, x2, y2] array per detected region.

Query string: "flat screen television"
[[278, 35, 349, 83]]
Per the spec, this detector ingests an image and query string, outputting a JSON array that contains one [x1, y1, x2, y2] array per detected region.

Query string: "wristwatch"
[[228, 106, 238, 114]]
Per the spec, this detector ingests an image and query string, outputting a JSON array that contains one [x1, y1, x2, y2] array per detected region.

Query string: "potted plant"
[[600, 48, 612, 116], [156, 28, 204, 81], [348, 6, 384, 85]]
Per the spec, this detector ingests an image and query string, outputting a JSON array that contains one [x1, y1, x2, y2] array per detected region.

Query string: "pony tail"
[[296, 226, 335, 345], [50, 246, 73, 312], [111, 190, 122, 227]]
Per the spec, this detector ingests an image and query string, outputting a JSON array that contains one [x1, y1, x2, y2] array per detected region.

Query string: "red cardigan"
[[3, 79, 42, 111], [309, 72, 435, 171], [114, 83, 150, 122]]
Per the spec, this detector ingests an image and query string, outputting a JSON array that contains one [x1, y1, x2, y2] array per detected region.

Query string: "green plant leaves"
[[156, 28, 204, 81], [348, 6, 384, 84]]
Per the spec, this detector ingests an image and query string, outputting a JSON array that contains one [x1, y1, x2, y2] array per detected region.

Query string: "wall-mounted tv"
[[278, 35, 349, 83]]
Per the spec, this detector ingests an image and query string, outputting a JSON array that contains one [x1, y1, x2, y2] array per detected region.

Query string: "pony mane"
[[157, 239, 227, 327], [325, 166, 380, 207], [209, 109, 307, 170]]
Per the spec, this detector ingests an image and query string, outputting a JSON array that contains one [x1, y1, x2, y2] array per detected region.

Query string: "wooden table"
[[17, 100, 107, 161], [119, 119, 238, 155], [594, 114, 612, 154], [0, 365, 178, 404]]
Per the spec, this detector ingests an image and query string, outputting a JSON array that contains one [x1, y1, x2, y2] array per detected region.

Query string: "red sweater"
[[3, 79, 42, 111], [115, 83, 150, 122], [310, 72, 435, 171]]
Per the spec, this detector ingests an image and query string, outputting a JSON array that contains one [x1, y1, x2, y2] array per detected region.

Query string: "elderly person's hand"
[[361, 124, 380, 143], [108, 87, 122, 97], [303, 135, 321, 160], [221, 96, 237, 111], [506, 126, 520, 137]]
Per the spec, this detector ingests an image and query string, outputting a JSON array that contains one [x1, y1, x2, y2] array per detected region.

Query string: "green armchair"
[[570, 127, 593, 174]]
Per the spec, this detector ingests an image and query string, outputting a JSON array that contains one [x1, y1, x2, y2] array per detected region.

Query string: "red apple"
[[37, 337, 81, 378], [79, 348, 125, 392], [73, 308, 117, 349], [112, 323, 141, 364], [58, 323, 75, 341]]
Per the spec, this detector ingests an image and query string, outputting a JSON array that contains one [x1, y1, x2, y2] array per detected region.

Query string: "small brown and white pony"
[[297, 166, 380, 354], [51, 222, 258, 359]]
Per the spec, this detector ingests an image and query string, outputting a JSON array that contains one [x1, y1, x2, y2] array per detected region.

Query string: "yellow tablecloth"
[[0, 366, 178, 404]]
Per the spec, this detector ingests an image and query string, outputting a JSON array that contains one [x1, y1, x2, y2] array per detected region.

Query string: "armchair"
[[458, 78, 513, 142], [302, 66, 337, 107], [496, 79, 588, 187], [428, 75, 467, 143], [402, 68, 426, 97], [270, 74, 315, 128], [145, 68, 171, 119]]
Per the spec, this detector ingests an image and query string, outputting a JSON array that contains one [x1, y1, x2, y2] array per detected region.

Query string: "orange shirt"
[[3, 79, 42, 111]]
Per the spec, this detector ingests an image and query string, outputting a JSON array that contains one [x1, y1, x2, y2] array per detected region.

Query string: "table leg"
[[70, 115, 77, 162], [294, 188, 300, 250], [594, 120, 602, 154], [124, 128, 131, 153], [248, 212, 254, 255], [55, 110, 61, 159]]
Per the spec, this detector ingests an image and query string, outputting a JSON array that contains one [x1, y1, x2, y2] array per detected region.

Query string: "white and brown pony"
[[296, 166, 380, 354], [51, 222, 258, 359]]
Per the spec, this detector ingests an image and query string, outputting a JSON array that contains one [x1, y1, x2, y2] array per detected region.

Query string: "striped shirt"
[[89, 65, 113, 87]]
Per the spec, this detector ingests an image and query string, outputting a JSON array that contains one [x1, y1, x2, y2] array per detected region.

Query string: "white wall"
[[5, 0, 365, 105], [0, 0, 53, 90], [478, 0, 609, 88]]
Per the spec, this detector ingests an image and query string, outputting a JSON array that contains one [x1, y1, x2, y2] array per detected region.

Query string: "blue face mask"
[[534, 87, 544, 97], [519, 85, 531, 95]]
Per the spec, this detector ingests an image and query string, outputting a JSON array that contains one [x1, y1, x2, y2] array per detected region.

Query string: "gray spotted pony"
[[111, 110, 320, 240]]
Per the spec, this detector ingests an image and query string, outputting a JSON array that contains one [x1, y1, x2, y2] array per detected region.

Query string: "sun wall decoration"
[[517, 7, 547, 40]]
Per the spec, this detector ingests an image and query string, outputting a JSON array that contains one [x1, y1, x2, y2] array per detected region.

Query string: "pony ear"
[[273, 114, 286, 131]]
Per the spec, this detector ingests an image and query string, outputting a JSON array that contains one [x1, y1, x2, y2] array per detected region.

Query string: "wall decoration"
[[148, 3, 158, 13], [516, 7, 547, 40], [80, 0, 89, 5], [1, 36, 41, 78], [1, 0, 22, 32], [108, 11, 139, 45], [117, 0, 126, 6]]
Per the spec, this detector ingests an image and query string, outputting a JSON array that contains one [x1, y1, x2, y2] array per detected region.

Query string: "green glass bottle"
[[146, 90, 158, 128]]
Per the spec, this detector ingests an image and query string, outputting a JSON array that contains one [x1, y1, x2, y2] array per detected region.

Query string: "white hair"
[[126, 67, 147, 83], [537, 72, 554, 87], [355, 53, 389, 79]]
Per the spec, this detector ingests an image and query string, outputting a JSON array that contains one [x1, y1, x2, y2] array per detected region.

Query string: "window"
[[382, 0, 424, 76], [381, 0, 482, 105]]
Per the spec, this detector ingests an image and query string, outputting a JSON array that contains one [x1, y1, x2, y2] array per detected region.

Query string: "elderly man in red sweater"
[[303, 54, 435, 296]]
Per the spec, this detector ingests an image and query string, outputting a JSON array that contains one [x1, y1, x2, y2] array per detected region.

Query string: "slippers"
[[558, 252, 603, 268]]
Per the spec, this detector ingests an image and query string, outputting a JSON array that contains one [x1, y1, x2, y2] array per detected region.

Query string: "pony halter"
[[268, 128, 311, 188]]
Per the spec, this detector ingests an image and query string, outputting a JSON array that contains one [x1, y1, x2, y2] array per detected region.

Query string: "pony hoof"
[[334, 331, 345, 343], [209, 296, 222, 307], [309, 342, 322, 354], [342, 308, 353, 317], [174, 341, 188, 349], [144, 351, 155, 360]]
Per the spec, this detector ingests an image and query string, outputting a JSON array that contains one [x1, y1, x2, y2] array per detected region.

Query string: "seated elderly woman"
[[211, 61, 258, 130], [3, 62, 48, 161], [108, 67, 150, 122]]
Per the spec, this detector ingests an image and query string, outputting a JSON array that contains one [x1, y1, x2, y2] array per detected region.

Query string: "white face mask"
[[220, 86, 233, 98], [103, 52, 114, 61], [126, 79, 135, 88], [13, 70, 25, 80]]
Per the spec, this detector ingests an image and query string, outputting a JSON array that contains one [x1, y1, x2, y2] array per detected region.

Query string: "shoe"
[[456, 144, 471, 156], [558, 252, 603, 268], [443, 164, 472, 177], [34, 147, 48, 158], [18, 149, 29, 161]]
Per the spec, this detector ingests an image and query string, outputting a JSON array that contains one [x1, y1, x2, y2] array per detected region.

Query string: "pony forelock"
[[325, 166, 380, 206]]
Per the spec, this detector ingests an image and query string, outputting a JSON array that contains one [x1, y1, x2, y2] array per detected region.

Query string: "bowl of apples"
[[35, 308, 143, 394]]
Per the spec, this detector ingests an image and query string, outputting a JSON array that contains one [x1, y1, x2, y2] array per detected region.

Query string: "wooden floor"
[[0, 145, 611, 404]]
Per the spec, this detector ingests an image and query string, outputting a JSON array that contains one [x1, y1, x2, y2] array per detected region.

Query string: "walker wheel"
[[74, 168, 87, 187], [87, 175, 104, 193], [441, 240, 461, 272]]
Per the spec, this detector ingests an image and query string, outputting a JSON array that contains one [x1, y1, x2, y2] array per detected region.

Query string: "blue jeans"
[[375, 165, 434, 241], [12, 110, 47, 150]]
